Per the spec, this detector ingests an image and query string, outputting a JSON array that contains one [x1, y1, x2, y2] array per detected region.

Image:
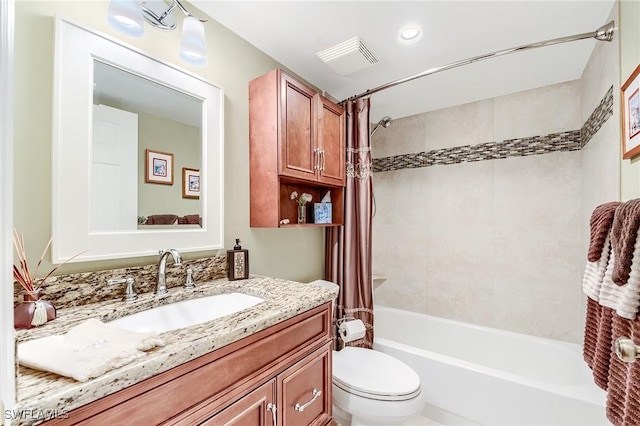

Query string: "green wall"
[[620, 0, 640, 201], [137, 112, 201, 219], [13, 1, 325, 282]]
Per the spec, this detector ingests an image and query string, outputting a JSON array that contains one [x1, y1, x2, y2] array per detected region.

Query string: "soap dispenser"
[[227, 238, 249, 281]]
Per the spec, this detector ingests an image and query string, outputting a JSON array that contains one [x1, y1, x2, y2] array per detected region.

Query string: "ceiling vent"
[[317, 37, 378, 77]]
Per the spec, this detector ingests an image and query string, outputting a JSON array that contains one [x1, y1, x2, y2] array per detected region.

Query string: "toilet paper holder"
[[337, 318, 367, 343], [335, 316, 356, 326]]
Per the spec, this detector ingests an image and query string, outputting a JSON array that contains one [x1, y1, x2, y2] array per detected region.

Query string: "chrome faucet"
[[156, 249, 183, 295]]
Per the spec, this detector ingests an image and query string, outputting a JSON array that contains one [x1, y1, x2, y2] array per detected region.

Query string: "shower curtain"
[[325, 98, 374, 349]]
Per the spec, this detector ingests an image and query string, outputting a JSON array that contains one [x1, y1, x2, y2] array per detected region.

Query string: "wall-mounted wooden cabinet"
[[250, 69, 345, 227]]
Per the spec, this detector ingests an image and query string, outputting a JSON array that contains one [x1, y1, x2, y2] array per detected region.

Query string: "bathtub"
[[373, 305, 609, 425]]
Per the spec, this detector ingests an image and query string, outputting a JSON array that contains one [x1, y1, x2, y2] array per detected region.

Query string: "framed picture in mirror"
[[183, 167, 200, 199], [146, 149, 174, 184]]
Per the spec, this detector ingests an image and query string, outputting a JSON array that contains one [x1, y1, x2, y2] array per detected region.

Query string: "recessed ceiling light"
[[400, 27, 422, 43]]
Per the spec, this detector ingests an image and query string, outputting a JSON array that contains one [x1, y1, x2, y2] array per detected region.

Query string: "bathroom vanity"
[[14, 276, 336, 426]]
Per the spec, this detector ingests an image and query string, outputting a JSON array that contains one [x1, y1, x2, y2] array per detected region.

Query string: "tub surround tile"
[[372, 86, 612, 173], [423, 282, 495, 327], [424, 98, 494, 151], [372, 130, 582, 172], [581, 118, 621, 256], [372, 114, 426, 159], [493, 80, 581, 141], [580, 86, 614, 148], [373, 278, 426, 314], [13, 275, 337, 424], [373, 225, 425, 273], [372, 168, 429, 227]]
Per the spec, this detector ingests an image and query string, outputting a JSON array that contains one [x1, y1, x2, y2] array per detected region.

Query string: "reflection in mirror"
[[92, 60, 203, 231], [52, 17, 223, 263]]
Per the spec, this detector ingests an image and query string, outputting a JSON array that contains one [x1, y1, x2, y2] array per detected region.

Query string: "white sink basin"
[[108, 292, 265, 333]]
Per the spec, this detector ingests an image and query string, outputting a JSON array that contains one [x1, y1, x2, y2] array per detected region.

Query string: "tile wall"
[[372, 75, 619, 342]]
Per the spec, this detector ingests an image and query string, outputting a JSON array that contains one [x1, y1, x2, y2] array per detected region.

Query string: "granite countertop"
[[13, 275, 337, 425]]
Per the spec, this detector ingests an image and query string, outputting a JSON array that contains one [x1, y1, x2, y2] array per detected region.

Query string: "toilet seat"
[[332, 347, 421, 402]]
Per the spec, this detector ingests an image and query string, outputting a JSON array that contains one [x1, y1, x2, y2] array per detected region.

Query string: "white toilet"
[[310, 280, 424, 426]]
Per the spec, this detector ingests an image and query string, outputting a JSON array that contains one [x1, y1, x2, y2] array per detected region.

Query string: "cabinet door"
[[277, 344, 332, 426], [316, 96, 345, 187], [200, 380, 276, 426], [279, 72, 318, 182]]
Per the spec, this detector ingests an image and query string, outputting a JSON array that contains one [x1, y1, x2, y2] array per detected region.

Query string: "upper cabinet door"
[[316, 96, 345, 187], [278, 72, 317, 181]]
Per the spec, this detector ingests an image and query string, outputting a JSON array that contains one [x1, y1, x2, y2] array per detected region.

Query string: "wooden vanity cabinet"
[[203, 344, 331, 426], [42, 303, 333, 426], [249, 69, 345, 227]]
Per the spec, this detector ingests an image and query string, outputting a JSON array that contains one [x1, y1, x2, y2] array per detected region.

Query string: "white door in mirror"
[[108, 293, 264, 333], [91, 104, 138, 231]]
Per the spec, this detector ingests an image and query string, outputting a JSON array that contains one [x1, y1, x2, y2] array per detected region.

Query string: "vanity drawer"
[[277, 343, 332, 426]]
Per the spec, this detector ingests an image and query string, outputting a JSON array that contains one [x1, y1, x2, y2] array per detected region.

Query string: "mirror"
[[52, 17, 224, 263], [92, 60, 202, 231]]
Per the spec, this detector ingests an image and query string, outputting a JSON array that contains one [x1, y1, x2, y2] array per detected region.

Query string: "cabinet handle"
[[320, 149, 326, 173], [313, 147, 320, 170], [294, 388, 322, 412], [267, 402, 277, 424]]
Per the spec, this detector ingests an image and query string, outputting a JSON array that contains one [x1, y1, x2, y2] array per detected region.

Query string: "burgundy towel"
[[589, 202, 621, 262], [146, 214, 178, 225], [584, 298, 615, 390], [584, 297, 600, 367], [606, 314, 640, 426], [612, 199, 640, 286]]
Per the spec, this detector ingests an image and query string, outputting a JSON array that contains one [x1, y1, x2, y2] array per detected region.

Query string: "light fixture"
[[107, 0, 208, 66], [399, 27, 422, 43], [179, 16, 207, 66], [107, 0, 144, 37]]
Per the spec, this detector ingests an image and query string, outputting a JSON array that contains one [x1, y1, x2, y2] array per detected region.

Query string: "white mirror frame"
[[52, 16, 224, 263], [0, 0, 15, 416]]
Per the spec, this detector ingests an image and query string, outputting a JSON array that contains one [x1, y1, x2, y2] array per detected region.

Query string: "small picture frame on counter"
[[228, 238, 249, 281]]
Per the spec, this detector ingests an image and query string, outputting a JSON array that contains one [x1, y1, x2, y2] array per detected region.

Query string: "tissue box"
[[308, 203, 332, 224]]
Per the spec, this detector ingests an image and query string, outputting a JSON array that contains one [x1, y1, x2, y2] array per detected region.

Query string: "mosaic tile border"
[[373, 86, 614, 173], [581, 85, 614, 148]]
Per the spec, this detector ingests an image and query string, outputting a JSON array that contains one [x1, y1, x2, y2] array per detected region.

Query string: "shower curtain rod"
[[340, 21, 616, 104]]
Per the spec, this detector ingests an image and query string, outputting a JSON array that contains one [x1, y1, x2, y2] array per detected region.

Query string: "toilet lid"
[[332, 347, 421, 401]]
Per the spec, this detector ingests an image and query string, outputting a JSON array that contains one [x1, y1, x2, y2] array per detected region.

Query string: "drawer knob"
[[294, 388, 322, 412]]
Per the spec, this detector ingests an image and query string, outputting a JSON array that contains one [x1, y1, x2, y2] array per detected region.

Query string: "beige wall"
[[13, 1, 324, 282], [620, 0, 640, 201]]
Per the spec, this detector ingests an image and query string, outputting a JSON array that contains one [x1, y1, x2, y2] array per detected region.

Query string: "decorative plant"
[[290, 191, 313, 206], [13, 229, 87, 293]]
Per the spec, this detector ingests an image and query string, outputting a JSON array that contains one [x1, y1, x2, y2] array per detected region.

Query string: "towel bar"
[[614, 337, 640, 363]]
